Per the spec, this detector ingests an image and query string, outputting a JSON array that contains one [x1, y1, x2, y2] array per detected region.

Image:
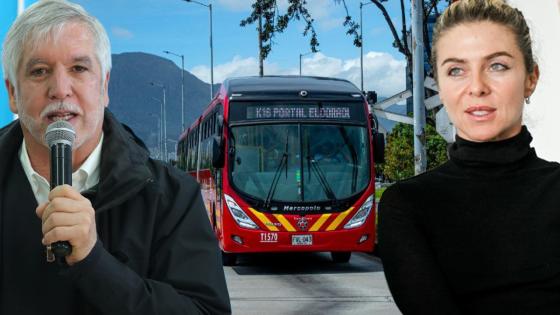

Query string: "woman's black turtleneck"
[[378, 126, 560, 315]]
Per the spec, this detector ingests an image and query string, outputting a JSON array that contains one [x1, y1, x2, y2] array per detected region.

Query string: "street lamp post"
[[360, 1, 373, 93], [167, 139, 178, 161], [150, 98, 163, 160], [183, 0, 214, 100], [299, 51, 317, 76], [151, 82, 168, 162], [412, 0, 427, 174], [163, 50, 185, 130]]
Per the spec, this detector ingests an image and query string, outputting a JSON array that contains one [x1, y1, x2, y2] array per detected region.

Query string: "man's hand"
[[36, 185, 97, 266]]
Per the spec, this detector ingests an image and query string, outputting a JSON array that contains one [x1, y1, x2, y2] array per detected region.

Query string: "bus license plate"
[[292, 235, 312, 246]]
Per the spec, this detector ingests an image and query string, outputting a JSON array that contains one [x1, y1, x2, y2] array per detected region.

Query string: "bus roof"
[[223, 76, 362, 96]]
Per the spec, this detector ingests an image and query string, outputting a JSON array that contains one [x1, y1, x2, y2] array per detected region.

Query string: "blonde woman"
[[378, 0, 559, 314]]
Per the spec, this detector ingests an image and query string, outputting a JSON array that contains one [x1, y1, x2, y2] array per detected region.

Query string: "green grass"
[[375, 186, 387, 201]]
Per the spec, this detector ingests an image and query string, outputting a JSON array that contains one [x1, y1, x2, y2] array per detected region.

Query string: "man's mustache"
[[40, 102, 82, 120]]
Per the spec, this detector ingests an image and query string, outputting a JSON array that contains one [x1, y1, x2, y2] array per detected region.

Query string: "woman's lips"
[[465, 106, 496, 121]]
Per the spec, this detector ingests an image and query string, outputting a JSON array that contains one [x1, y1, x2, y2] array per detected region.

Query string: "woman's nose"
[[468, 71, 490, 97]]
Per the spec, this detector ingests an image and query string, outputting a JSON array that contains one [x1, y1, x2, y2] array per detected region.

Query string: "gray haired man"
[[1, 0, 230, 314]]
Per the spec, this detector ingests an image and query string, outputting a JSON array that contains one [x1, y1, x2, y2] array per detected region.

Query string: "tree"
[[240, 0, 356, 75], [240, 1, 452, 180], [241, 0, 450, 75], [381, 122, 448, 181], [380, 123, 414, 181]]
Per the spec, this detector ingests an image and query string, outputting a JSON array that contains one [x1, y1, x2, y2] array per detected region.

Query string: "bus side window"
[[187, 135, 192, 172], [213, 113, 217, 135]]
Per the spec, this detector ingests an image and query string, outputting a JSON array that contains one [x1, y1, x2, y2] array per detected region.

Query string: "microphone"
[[44, 120, 76, 258]]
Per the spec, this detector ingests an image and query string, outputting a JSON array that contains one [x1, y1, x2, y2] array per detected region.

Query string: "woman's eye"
[[448, 67, 463, 76], [490, 63, 508, 71]]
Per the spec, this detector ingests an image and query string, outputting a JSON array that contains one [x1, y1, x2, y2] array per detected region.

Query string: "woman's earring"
[[525, 96, 531, 104]]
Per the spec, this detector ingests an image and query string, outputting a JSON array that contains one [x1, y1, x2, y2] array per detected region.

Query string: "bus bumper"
[[221, 228, 375, 253]]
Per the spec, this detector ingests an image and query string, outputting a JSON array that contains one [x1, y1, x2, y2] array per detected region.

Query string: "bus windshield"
[[229, 124, 370, 204]]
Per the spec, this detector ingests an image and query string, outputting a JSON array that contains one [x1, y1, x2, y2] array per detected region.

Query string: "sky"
[[2, 1, 560, 161], [80, 0, 410, 96], [0, 0, 413, 107]]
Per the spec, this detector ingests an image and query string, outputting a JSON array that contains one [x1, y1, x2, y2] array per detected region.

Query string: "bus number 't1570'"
[[260, 232, 278, 243]]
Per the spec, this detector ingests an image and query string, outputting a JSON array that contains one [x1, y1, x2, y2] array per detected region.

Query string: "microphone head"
[[45, 120, 76, 147]]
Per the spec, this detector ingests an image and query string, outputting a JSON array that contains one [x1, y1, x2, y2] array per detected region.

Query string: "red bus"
[[177, 76, 384, 265]]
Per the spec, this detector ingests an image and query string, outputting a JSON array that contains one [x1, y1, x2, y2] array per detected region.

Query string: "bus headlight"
[[344, 195, 373, 229], [224, 194, 259, 229]]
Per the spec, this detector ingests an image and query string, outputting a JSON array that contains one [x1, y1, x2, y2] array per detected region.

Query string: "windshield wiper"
[[307, 154, 337, 201], [338, 126, 358, 192], [264, 135, 289, 209], [227, 124, 236, 161]]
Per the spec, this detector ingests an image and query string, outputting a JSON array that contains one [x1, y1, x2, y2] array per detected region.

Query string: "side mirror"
[[373, 132, 385, 164], [369, 113, 379, 133], [366, 91, 378, 105], [212, 135, 224, 168]]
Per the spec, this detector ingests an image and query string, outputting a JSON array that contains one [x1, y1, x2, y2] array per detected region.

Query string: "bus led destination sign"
[[247, 105, 352, 120]]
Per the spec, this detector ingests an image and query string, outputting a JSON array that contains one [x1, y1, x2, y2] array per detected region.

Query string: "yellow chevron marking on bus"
[[249, 208, 279, 231], [273, 214, 296, 232], [309, 213, 332, 232], [326, 207, 354, 231]]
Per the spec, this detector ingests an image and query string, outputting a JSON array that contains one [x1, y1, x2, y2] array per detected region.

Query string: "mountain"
[[107, 52, 406, 158], [108, 52, 218, 158]]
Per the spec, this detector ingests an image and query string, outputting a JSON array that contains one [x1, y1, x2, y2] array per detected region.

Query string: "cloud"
[[190, 51, 406, 97], [216, 0, 254, 12], [111, 27, 134, 39], [306, 0, 342, 31], [190, 55, 291, 84], [301, 52, 406, 96], [306, 0, 333, 20]]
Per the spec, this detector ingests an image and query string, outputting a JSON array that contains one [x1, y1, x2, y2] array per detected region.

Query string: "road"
[[224, 252, 401, 315]]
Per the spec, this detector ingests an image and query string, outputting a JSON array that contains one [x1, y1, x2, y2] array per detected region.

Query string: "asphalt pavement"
[[225, 252, 401, 315]]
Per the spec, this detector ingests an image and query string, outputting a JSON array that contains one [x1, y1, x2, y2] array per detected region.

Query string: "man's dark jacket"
[[0, 110, 231, 314]]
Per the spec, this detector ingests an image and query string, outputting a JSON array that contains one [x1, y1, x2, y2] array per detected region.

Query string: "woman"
[[378, 0, 560, 314]]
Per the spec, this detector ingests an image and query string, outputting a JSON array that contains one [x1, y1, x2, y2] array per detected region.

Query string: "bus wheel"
[[222, 251, 237, 266], [372, 244, 379, 257], [331, 251, 351, 263]]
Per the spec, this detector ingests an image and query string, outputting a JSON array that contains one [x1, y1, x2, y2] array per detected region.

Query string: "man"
[[0, 1, 230, 314]]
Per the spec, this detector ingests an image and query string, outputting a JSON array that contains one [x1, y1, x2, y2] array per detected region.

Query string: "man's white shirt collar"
[[19, 134, 104, 205]]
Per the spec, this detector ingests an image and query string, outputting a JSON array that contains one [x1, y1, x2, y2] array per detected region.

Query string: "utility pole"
[[180, 55, 184, 129], [163, 50, 185, 130], [258, 13, 264, 76], [183, 0, 214, 100], [151, 97, 164, 160], [299, 53, 302, 76], [412, 0, 427, 174], [360, 2, 373, 92], [162, 86, 168, 162], [150, 82, 168, 162], [209, 3, 214, 98], [17, 0, 24, 14], [360, 2, 364, 92]]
